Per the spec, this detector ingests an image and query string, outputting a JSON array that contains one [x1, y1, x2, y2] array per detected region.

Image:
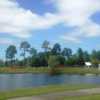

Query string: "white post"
[[98, 64, 100, 70]]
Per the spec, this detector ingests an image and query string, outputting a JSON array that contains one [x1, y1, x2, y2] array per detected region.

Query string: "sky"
[[0, 0, 100, 59]]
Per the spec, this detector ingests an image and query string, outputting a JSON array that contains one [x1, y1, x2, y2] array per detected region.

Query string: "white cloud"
[[0, 0, 60, 38], [81, 20, 100, 37], [60, 28, 83, 43], [61, 35, 81, 43], [55, 0, 100, 42], [56, 0, 100, 26], [0, 38, 15, 45], [1, 0, 100, 44]]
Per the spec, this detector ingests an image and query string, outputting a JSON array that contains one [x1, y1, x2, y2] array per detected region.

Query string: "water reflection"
[[0, 74, 100, 91]]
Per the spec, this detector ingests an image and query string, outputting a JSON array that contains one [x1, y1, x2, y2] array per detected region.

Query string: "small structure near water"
[[85, 62, 100, 70], [98, 64, 100, 70], [85, 62, 92, 68]]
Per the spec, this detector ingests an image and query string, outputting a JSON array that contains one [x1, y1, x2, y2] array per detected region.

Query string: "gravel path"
[[9, 88, 100, 100]]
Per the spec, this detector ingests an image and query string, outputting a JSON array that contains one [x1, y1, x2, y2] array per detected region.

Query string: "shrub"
[[48, 55, 62, 75], [48, 55, 60, 68]]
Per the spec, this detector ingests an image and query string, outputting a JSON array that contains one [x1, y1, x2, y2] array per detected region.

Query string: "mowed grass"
[[0, 67, 49, 74], [61, 67, 100, 75], [0, 67, 100, 74], [61, 94, 100, 100], [0, 84, 98, 100]]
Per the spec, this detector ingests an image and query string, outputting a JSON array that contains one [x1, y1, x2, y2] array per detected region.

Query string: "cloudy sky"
[[0, 0, 100, 58]]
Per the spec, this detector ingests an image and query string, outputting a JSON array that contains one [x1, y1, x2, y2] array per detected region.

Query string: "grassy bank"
[[61, 94, 100, 100], [0, 84, 98, 100], [61, 67, 100, 75], [0, 67, 100, 74], [0, 67, 49, 74]]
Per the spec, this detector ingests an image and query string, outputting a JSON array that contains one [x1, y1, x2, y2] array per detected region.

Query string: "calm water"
[[0, 74, 100, 91]]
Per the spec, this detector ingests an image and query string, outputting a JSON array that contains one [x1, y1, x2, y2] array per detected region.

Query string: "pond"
[[0, 74, 100, 91]]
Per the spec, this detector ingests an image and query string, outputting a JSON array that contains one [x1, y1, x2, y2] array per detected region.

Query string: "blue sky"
[[0, 0, 100, 59]]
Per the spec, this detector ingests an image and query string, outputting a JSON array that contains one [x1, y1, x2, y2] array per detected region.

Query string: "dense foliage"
[[0, 40, 100, 67]]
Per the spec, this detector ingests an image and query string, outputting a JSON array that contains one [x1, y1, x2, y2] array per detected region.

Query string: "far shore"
[[0, 67, 100, 75]]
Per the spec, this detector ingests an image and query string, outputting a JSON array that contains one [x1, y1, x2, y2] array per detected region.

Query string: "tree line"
[[0, 40, 100, 67]]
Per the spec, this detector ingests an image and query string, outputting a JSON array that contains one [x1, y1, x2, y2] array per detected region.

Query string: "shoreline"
[[0, 67, 100, 75]]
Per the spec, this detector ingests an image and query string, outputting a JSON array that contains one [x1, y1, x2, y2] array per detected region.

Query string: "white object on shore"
[[98, 64, 100, 70], [85, 62, 92, 68]]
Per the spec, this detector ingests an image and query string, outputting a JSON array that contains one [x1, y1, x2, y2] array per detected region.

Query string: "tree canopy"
[[1, 40, 99, 68]]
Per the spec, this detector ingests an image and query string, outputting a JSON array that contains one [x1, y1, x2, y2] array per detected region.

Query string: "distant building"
[[85, 62, 92, 68], [98, 64, 100, 70]]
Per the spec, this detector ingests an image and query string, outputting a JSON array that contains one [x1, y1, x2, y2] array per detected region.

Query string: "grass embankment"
[[0, 67, 100, 74], [61, 94, 100, 100], [62, 67, 100, 75], [0, 84, 98, 100], [0, 67, 49, 74]]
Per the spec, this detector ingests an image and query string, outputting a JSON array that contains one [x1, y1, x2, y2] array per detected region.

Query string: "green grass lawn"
[[0, 67, 50, 74], [61, 94, 100, 100], [0, 84, 98, 100], [0, 67, 100, 75]]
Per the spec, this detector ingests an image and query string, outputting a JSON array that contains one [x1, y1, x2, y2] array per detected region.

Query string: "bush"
[[91, 59, 100, 68], [48, 55, 62, 75], [48, 55, 60, 68]]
